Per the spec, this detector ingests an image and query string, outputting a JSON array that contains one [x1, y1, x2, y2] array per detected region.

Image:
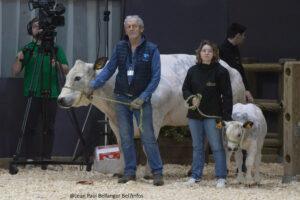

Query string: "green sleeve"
[[56, 46, 68, 66], [18, 43, 34, 70]]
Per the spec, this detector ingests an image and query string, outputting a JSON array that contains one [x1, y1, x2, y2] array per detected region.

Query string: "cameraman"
[[12, 17, 69, 168]]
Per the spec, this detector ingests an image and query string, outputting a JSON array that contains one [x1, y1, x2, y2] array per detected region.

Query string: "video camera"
[[28, 0, 65, 47]]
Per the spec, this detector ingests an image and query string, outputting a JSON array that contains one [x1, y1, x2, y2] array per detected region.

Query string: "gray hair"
[[124, 15, 144, 28]]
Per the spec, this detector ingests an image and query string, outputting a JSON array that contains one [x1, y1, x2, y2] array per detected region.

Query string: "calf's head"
[[223, 121, 254, 151]]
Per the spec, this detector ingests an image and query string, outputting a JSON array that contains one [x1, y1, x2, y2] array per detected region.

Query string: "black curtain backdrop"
[[125, 0, 300, 62], [2, 0, 299, 157]]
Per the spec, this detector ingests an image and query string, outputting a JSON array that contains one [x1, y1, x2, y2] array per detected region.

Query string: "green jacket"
[[19, 41, 68, 98]]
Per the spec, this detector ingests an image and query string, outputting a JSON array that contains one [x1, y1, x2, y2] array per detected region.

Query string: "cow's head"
[[223, 120, 254, 151], [57, 58, 107, 108]]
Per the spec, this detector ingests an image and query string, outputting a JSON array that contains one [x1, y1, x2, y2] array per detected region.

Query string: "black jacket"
[[219, 39, 249, 90], [182, 62, 233, 120]]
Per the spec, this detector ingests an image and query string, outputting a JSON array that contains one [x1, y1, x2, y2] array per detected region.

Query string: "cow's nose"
[[57, 97, 65, 106]]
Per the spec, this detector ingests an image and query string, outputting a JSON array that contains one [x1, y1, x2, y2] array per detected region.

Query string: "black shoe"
[[118, 175, 136, 183], [153, 174, 164, 186], [41, 158, 51, 170]]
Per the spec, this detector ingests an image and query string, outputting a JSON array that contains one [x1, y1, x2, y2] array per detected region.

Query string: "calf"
[[223, 103, 267, 185]]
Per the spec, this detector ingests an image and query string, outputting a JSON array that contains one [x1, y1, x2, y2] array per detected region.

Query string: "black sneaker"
[[153, 174, 164, 186], [118, 175, 136, 183]]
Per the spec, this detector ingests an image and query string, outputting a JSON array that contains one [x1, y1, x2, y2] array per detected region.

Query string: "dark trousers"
[[24, 97, 57, 160]]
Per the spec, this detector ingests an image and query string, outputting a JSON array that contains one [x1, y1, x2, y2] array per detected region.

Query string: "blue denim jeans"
[[115, 94, 163, 176], [188, 118, 227, 180]]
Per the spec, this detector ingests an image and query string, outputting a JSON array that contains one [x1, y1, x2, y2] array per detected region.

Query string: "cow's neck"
[[89, 79, 116, 120]]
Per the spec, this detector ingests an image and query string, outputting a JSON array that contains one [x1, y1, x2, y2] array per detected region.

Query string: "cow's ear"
[[75, 59, 84, 66], [93, 57, 108, 70], [221, 121, 230, 128], [243, 121, 254, 129], [222, 121, 226, 127]]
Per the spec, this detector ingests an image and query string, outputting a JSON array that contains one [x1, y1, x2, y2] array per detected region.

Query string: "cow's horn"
[[93, 57, 108, 70]]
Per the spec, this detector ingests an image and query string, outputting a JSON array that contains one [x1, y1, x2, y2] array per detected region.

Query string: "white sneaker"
[[185, 178, 200, 186], [216, 178, 226, 188]]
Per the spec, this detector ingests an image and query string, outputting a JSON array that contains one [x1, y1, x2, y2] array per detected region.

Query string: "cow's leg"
[[234, 149, 244, 184], [142, 146, 152, 179], [244, 143, 257, 186], [109, 122, 124, 176], [143, 114, 163, 178], [253, 148, 262, 184], [226, 149, 233, 171]]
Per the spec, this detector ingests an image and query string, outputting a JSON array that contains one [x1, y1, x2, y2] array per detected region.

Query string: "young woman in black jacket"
[[182, 40, 233, 188]]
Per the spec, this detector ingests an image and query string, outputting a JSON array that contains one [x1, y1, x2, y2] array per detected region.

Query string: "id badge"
[[127, 66, 134, 76]]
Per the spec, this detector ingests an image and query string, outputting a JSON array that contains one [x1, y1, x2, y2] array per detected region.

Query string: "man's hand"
[[12, 51, 24, 77], [245, 90, 254, 102], [130, 98, 144, 109], [17, 51, 24, 61], [216, 121, 223, 129]]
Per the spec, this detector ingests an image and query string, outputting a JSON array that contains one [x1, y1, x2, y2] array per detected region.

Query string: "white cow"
[[223, 103, 267, 185], [58, 54, 246, 175]]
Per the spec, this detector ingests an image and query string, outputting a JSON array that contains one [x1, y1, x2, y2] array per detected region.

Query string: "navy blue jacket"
[[91, 36, 161, 101]]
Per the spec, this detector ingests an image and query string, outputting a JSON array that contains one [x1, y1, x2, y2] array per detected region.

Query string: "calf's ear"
[[222, 121, 226, 127], [243, 121, 254, 129], [93, 57, 108, 70]]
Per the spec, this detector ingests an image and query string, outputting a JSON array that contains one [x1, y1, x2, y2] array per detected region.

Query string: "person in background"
[[219, 22, 253, 102], [12, 17, 69, 169], [219, 22, 253, 172]]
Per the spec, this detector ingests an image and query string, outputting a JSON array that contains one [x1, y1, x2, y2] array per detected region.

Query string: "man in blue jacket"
[[90, 15, 163, 186]]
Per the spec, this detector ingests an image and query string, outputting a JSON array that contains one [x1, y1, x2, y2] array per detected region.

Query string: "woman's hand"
[[192, 96, 200, 107]]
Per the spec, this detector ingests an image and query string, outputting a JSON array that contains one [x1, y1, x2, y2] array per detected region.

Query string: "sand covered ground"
[[0, 163, 299, 200]]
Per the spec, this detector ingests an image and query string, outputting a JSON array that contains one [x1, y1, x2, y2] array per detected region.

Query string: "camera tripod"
[[9, 40, 93, 175]]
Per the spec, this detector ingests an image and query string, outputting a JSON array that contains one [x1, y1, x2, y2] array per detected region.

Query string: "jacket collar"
[[124, 35, 146, 49]]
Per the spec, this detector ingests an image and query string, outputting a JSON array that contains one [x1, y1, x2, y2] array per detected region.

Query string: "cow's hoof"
[[113, 173, 123, 178], [254, 176, 261, 184], [255, 182, 262, 187], [244, 181, 255, 187], [143, 175, 153, 180], [237, 175, 244, 184]]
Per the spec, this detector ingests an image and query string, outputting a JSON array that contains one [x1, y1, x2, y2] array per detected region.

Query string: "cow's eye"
[[237, 133, 241, 137], [74, 76, 81, 81]]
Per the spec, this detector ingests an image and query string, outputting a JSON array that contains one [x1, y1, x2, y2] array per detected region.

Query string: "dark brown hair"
[[227, 23, 247, 38], [195, 40, 219, 64]]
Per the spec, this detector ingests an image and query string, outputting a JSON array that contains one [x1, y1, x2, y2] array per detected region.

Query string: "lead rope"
[[62, 86, 144, 132], [184, 94, 222, 119]]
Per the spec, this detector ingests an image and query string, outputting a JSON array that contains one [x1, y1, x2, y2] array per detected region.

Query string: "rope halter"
[[225, 127, 247, 149]]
